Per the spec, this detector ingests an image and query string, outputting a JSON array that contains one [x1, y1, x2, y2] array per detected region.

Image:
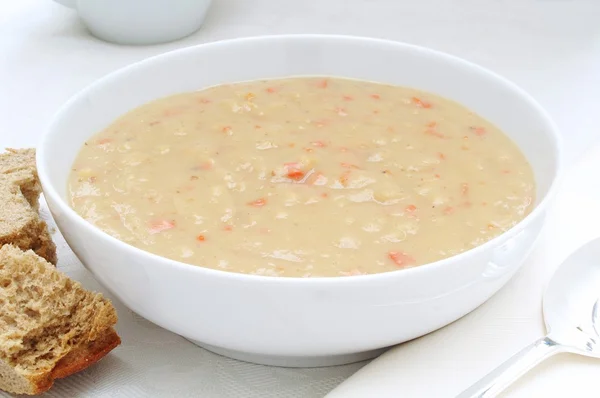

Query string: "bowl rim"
[[38, 34, 563, 285]]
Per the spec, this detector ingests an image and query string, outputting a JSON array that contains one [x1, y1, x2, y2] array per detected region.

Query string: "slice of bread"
[[0, 149, 56, 264], [0, 245, 120, 395], [0, 149, 42, 211]]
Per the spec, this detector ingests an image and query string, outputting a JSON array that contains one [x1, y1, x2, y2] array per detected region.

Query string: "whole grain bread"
[[0, 245, 120, 395], [0, 149, 56, 264]]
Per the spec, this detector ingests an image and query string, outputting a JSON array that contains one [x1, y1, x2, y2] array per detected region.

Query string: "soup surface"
[[68, 77, 534, 277]]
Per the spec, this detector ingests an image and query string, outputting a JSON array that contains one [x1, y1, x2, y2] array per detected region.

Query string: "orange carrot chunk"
[[412, 97, 432, 108], [343, 95, 354, 101], [284, 162, 306, 181], [405, 204, 417, 212], [317, 79, 329, 88], [311, 140, 327, 147], [287, 168, 305, 180], [341, 162, 360, 169], [370, 94, 381, 100], [248, 198, 267, 207], [470, 126, 487, 136], [149, 220, 175, 234], [223, 225, 233, 231], [388, 251, 416, 267], [266, 87, 277, 93], [196, 234, 206, 242], [339, 170, 352, 187]]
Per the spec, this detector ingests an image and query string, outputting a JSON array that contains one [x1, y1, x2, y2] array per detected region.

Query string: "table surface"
[[2, 0, 600, 397]]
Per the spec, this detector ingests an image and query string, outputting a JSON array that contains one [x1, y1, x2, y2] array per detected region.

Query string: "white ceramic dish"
[[38, 35, 561, 367], [53, 0, 213, 45]]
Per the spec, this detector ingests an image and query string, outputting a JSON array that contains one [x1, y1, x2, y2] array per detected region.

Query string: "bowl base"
[[186, 339, 386, 367]]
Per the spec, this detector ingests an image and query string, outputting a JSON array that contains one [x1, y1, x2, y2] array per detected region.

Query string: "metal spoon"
[[458, 238, 600, 397]]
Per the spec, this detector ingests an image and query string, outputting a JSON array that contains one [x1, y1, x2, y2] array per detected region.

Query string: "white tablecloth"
[[1, 1, 600, 396]]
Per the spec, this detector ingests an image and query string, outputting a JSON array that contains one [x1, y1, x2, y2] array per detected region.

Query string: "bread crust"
[[25, 328, 121, 395]]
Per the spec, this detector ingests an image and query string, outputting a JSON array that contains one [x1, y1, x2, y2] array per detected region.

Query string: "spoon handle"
[[456, 336, 563, 398]]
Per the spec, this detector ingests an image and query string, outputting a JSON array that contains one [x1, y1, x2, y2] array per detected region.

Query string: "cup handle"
[[53, 0, 77, 9]]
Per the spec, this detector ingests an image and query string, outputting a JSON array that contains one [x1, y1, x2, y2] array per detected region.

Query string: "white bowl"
[[53, 0, 213, 45], [38, 35, 561, 367]]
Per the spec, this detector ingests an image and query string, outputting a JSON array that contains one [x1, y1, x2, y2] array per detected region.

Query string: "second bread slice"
[[0, 245, 120, 395]]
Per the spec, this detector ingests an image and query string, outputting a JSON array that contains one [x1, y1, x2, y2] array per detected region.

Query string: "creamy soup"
[[68, 77, 534, 277]]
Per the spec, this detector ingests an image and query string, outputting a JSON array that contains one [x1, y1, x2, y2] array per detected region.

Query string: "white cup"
[[53, 0, 213, 45]]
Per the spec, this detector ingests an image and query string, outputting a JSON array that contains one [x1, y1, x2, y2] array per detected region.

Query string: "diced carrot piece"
[[223, 225, 233, 231], [425, 130, 445, 138], [149, 220, 175, 234], [427, 121, 437, 128], [287, 168, 305, 180], [284, 162, 304, 179], [192, 160, 214, 171], [388, 251, 415, 267], [317, 79, 329, 88], [437, 152, 446, 160], [97, 138, 112, 145], [266, 87, 277, 93], [341, 162, 360, 169], [343, 95, 354, 101], [339, 147, 349, 152], [197, 98, 211, 104], [412, 97, 432, 108], [248, 198, 267, 207], [321, 192, 328, 198], [311, 140, 326, 147], [470, 126, 486, 136], [444, 206, 455, 215], [255, 125, 262, 129], [222, 126, 232, 133], [339, 170, 351, 187], [405, 204, 417, 212], [434, 173, 441, 179], [196, 234, 206, 242], [502, 169, 511, 174], [370, 94, 381, 100]]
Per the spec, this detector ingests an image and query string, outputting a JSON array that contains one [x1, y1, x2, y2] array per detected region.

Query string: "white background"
[[1, 0, 600, 397]]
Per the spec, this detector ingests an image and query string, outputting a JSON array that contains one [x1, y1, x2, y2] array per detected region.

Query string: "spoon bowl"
[[459, 237, 600, 397]]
